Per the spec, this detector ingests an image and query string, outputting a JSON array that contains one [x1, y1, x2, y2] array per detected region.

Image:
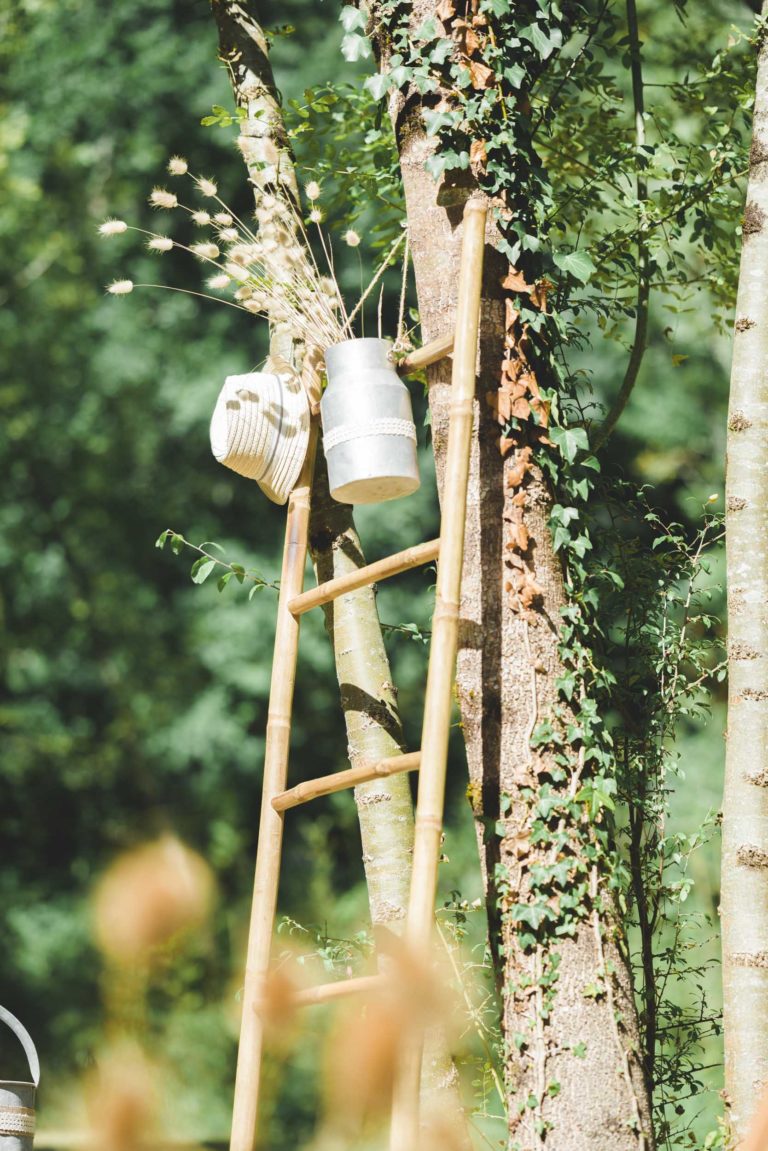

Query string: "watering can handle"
[[0, 1006, 40, 1086]]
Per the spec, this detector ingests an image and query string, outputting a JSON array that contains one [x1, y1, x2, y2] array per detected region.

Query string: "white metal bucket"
[[321, 338, 420, 505], [0, 1007, 39, 1151]]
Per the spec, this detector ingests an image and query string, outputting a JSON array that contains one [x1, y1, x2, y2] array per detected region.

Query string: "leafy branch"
[[155, 529, 279, 597]]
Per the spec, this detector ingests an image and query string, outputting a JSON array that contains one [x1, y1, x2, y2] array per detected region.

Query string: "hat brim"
[[209, 371, 310, 504], [258, 373, 310, 504]]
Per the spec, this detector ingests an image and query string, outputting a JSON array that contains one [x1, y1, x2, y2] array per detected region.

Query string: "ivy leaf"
[[519, 22, 562, 60], [341, 32, 372, 62], [511, 902, 552, 929], [423, 108, 455, 136], [430, 40, 453, 65], [550, 426, 589, 463], [582, 981, 606, 1000], [364, 72, 389, 100], [425, 153, 450, 180], [415, 16, 438, 41], [339, 5, 367, 32], [504, 62, 526, 89], [553, 249, 597, 284]]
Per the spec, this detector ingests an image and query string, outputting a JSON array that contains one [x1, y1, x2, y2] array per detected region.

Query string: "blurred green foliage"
[[0, 0, 754, 1145]]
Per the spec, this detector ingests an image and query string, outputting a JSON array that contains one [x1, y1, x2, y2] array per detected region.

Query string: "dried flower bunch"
[[100, 157, 401, 349]]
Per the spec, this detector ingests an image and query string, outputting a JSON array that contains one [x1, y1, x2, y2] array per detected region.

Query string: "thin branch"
[[593, 0, 649, 451]]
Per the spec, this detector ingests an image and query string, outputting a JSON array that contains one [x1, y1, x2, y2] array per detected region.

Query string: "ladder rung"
[[399, 333, 455, 373], [287, 540, 440, 616], [291, 973, 387, 1007], [272, 752, 421, 812]]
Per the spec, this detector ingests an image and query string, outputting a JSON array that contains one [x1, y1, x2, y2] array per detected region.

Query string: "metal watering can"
[[0, 1007, 39, 1151]]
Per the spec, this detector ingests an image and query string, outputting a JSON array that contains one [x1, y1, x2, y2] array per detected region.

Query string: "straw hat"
[[209, 369, 310, 505]]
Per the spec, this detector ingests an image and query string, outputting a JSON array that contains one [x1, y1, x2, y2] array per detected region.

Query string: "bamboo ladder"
[[229, 199, 487, 1151]]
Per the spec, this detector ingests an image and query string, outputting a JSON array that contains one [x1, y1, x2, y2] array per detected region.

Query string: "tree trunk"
[[372, 3, 653, 1146], [722, 5, 768, 1139]]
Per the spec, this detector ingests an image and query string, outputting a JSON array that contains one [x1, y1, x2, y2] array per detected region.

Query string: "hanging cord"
[[396, 226, 410, 348]]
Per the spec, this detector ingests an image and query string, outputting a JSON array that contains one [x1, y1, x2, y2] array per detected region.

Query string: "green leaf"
[[504, 62, 526, 89], [552, 249, 597, 284], [430, 40, 453, 65], [582, 981, 605, 1000], [423, 108, 455, 136], [155, 530, 169, 549], [364, 73, 389, 100], [191, 558, 216, 585], [511, 901, 552, 929], [549, 425, 589, 463], [339, 5, 367, 32], [341, 32, 371, 62], [519, 22, 562, 60], [415, 16, 438, 41], [425, 153, 450, 180]]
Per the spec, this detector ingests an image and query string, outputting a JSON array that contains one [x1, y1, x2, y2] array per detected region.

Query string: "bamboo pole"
[[287, 539, 440, 616], [272, 752, 421, 812], [290, 973, 386, 1007], [389, 199, 487, 1151], [229, 423, 318, 1151], [399, 333, 455, 373]]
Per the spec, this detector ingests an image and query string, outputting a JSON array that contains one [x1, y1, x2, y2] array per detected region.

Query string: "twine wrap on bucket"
[[321, 338, 420, 505], [0, 1006, 39, 1151]]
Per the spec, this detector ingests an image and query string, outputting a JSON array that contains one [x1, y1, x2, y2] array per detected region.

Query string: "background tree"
[[722, 0, 768, 1140]]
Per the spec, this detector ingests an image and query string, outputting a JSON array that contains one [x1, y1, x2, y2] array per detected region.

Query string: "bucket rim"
[[323, 336, 394, 365], [324, 336, 393, 351], [0, 1079, 36, 1089]]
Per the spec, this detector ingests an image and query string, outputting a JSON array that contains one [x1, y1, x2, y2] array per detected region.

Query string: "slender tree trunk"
[[722, 7, 768, 1139], [308, 458, 416, 930], [371, 4, 653, 1147], [210, 0, 464, 1132]]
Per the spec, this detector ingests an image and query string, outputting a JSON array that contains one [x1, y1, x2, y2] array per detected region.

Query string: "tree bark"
[[722, 6, 768, 1139], [372, 4, 653, 1146]]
